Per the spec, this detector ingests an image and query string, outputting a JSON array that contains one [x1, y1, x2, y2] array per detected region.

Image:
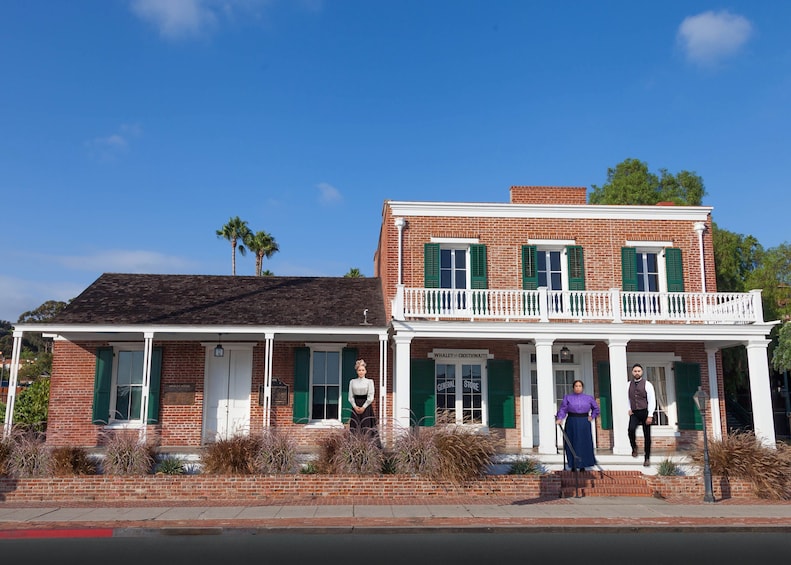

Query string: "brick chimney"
[[509, 186, 588, 205]]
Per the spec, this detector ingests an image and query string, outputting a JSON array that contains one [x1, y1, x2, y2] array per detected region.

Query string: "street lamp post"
[[692, 386, 715, 503]]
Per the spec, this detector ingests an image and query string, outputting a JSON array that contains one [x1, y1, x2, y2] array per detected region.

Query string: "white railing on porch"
[[393, 286, 764, 324]]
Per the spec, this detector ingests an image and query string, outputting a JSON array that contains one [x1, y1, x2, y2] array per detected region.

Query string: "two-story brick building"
[[3, 186, 778, 463]]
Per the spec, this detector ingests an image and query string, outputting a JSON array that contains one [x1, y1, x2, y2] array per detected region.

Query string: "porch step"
[[557, 470, 654, 498]]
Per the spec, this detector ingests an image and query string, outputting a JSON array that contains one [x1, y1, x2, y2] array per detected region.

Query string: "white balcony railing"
[[393, 286, 764, 325]]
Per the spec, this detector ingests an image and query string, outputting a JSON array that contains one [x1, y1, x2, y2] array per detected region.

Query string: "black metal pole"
[[701, 404, 715, 503]]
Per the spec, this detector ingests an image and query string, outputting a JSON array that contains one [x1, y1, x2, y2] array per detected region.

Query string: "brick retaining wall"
[[0, 474, 759, 504]]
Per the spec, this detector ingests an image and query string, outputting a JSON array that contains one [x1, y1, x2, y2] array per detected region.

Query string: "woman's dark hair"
[[572, 379, 584, 388]]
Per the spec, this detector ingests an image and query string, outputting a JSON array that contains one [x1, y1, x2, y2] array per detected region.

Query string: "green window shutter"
[[341, 348, 358, 423], [410, 359, 436, 427], [522, 245, 538, 290], [675, 362, 702, 430], [470, 244, 488, 289], [146, 347, 163, 424], [92, 347, 114, 425], [424, 243, 440, 288], [621, 247, 638, 291], [665, 247, 684, 292], [487, 359, 515, 428], [292, 347, 310, 424], [567, 246, 586, 290], [597, 361, 612, 430]]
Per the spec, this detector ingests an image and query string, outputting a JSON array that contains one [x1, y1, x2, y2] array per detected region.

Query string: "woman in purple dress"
[[555, 380, 600, 470]]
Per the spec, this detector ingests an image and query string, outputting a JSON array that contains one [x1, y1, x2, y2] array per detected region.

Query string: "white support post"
[[139, 332, 154, 444], [535, 337, 556, 454], [610, 288, 622, 323], [2, 332, 23, 438], [517, 344, 534, 448], [608, 338, 632, 455], [746, 339, 777, 447], [263, 333, 274, 428], [705, 347, 723, 441], [538, 287, 549, 323], [393, 333, 413, 430], [378, 335, 388, 446], [749, 290, 765, 323]]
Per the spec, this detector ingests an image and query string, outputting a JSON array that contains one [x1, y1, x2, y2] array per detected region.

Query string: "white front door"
[[204, 347, 253, 441]]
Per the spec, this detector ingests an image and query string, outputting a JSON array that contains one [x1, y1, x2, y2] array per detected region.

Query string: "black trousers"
[[628, 408, 651, 458]]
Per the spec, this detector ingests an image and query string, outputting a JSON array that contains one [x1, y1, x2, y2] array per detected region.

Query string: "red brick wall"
[[509, 186, 587, 205], [0, 474, 758, 503], [47, 340, 393, 450]]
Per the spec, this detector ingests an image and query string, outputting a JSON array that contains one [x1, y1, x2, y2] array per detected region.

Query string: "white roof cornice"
[[387, 201, 712, 221]]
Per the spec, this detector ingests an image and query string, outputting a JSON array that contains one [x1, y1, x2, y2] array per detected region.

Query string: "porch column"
[[746, 339, 777, 446], [705, 347, 723, 441], [139, 332, 154, 443], [517, 343, 534, 449], [393, 333, 413, 430], [262, 333, 275, 428], [378, 334, 389, 446], [608, 338, 632, 455], [2, 331, 23, 438], [534, 337, 556, 454]]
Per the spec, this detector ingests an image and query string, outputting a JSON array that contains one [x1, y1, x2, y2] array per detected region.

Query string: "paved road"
[[2, 531, 791, 564]]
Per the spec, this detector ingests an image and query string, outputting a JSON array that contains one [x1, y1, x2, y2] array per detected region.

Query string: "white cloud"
[[86, 123, 143, 161], [54, 250, 196, 273], [677, 11, 753, 66], [0, 276, 85, 323], [130, 0, 217, 39], [129, 0, 288, 40], [316, 182, 342, 204]]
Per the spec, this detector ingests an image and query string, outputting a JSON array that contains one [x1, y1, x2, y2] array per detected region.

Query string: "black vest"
[[629, 378, 648, 410]]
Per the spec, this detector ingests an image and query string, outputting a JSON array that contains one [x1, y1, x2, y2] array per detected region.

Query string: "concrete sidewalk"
[[2, 497, 791, 536]]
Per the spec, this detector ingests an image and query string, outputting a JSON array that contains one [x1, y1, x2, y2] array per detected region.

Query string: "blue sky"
[[1, 1, 789, 323]]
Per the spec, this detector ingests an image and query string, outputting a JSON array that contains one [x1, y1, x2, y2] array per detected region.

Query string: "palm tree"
[[246, 230, 280, 276], [344, 268, 364, 278], [216, 217, 251, 276]]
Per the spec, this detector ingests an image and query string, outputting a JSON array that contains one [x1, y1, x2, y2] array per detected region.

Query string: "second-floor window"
[[621, 247, 684, 293], [424, 242, 487, 312], [522, 245, 585, 291]]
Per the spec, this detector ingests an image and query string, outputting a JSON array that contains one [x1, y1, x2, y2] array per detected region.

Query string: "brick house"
[[3, 186, 778, 461], [374, 186, 777, 458]]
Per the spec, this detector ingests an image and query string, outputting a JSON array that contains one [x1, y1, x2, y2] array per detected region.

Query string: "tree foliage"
[[245, 230, 280, 276], [216, 216, 251, 276], [16, 300, 68, 354], [588, 158, 706, 206], [13, 377, 50, 432], [712, 223, 762, 292], [344, 268, 364, 278]]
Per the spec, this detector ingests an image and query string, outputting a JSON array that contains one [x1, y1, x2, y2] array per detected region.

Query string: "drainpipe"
[[394, 217, 405, 286], [694, 222, 707, 293]]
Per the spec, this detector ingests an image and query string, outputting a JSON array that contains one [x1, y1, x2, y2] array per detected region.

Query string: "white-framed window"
[[110, 346, 145, 423], [635, 248, 665, 293], [310, 346, 343, 421], [432, 350, 489, 425], [628, 354, 681, 432]]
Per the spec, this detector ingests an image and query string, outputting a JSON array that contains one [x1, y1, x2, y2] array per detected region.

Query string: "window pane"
[[325, 352, 340, 385], [313, 353, 327, 385], [116, 388, 130, 420], [311, 386, 326, 419], [549, 251, 561, 271], [455, 270, 466, 289], [455, 250, 466, 269], [441, 249, 451, 268]]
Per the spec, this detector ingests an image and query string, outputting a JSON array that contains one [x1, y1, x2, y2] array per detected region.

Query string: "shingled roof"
[[51, 274, 387, 328]]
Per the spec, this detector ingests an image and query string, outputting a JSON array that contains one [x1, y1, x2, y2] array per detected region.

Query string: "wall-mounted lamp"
[[559, 345, 572, 362], [214, 334, 224, 358]]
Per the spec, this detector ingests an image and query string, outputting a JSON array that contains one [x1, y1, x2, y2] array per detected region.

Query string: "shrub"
[[433, 426, 500, 483], [390, 428, 441, 476], [13, 378, 49, 433], [4, 432, 52, 478], [0, 435, 13, 476], [51, 446, 96, 476], [700, 430, 791, 500], [317, 430, 383, 475], [508, 456, 544, 475], [300, 462, 318, 474], [656, 458, 683, 476], [102, 432, 155, 476], [201, 435, 262, 475], [156, 455, 186, 475], [254, 429, 298, 474]]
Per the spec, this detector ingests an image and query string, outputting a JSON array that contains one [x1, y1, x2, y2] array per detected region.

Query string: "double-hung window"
[[92, 345, 162, 426], [522, 242, 585, 316], [292, 346, 357, 425], [311, 349, 341, 421], [425, 241, 487, 315], [622, 244, 684, 318]]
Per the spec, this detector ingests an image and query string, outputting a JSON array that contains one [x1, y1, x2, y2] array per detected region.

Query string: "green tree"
[[344, 268, 364, 278], [13, 377, 50, 432], [261, 269, 275, 276], [712, 223, 762, 292], [745, 243, 791, 324], [245, 230, 280, 276], [772, 322, 791, 372], [216, 216, 251, 276], [588, 158, 706, 205], [17, 300, 68, 353]]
